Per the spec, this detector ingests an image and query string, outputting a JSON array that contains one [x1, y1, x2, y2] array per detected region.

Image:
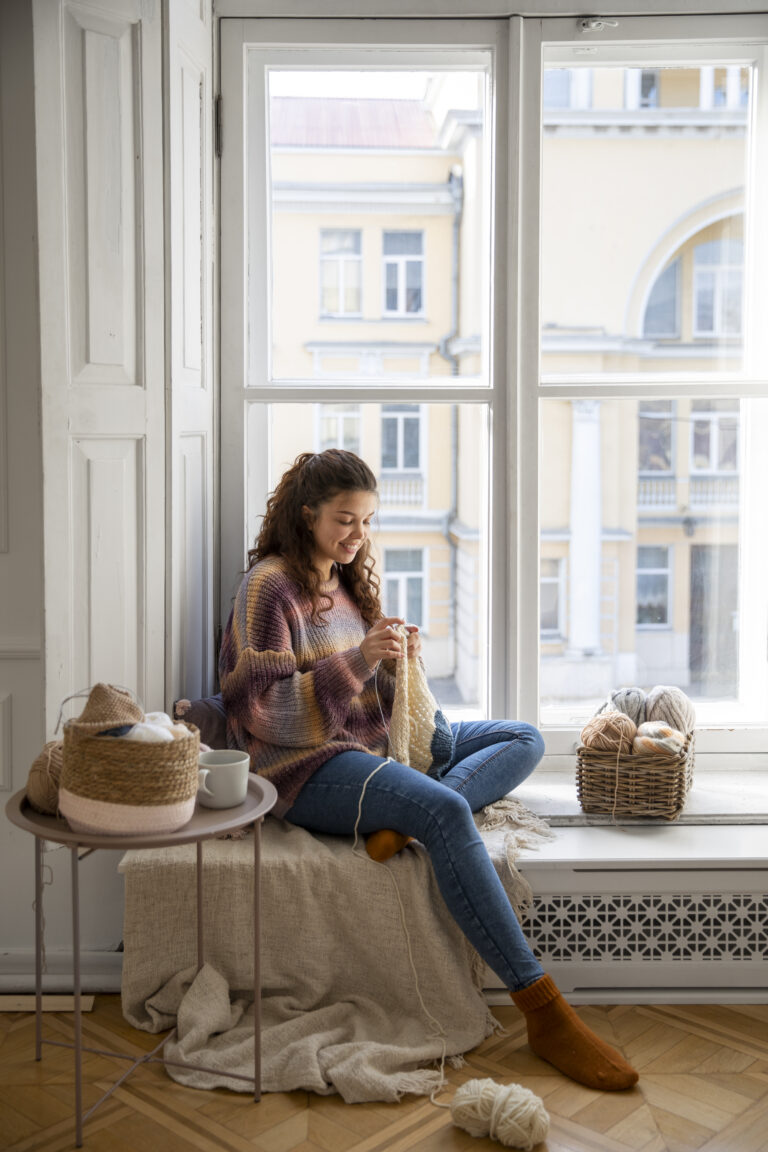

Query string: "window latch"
[[578, 17, 619, 33]]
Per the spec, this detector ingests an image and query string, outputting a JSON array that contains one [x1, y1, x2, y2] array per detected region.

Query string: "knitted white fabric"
[[387, 626, 453, 776]]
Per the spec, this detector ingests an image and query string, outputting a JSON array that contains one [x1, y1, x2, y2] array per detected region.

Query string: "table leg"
[[34, 838, 43, 1061], [253, 817, 262, 1103], [196, 841, 204, 972], [71, 846, 83, 1148]]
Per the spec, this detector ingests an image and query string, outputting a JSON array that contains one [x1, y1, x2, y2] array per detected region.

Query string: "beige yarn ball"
[[26, 740, 64, 815], [645, 685, 695, 734], [580, 710, 637, 754], [633, 721, 686, 759], [451, 1078, 550, 1149]]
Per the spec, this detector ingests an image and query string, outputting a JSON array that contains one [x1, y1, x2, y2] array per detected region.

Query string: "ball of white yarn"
[[645, 685, 695, 733], [451, 1079, 550, 1149], [596, 687, 647, 726]]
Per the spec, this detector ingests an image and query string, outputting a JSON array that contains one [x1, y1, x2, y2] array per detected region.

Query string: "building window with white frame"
[[540, 557, 564, 636], [317, 403, 361, 454], [383, 231, 424, 316], [690, 400, 739, 473], [638, 401, 674, 473], [320, 229, 362, 317], [381, 404, 421, 471], [384, 548, 425, 629], [693, 238, 743, 338], [637, 546, 671, 627]]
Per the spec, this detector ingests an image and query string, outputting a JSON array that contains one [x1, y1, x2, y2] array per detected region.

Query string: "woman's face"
[[304, 489, 377, 579]]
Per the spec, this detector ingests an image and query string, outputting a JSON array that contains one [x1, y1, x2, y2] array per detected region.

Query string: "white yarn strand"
[[352, 759, 450, 1103], [451, 1079, 550, 1149]]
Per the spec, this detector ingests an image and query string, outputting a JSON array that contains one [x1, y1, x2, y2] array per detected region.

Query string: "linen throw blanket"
[[119, 798, 552, 1103]]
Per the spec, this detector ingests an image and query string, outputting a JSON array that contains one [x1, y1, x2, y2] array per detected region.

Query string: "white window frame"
[[692, 243, 744, 339], [636, 545, 673, 630], [380, 403, 423, 472], [220, 13, 768, 769], [384, 547, 428, 630], [319, 228, 362, 318], [314, 402, 362, 454], [689, 403, 740, 475], [382, 230, 425, 318]]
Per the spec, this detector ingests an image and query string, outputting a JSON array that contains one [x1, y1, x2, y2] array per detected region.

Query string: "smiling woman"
[[303, 489, 377, 580]]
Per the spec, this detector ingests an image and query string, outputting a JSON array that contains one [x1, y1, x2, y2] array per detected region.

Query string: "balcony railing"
[[689, 474, 739, 505], [637, 474, 739, 508], [379, 473, 425, 506]]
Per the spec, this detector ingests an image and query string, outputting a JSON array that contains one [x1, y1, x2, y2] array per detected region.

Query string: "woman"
[[219, 449, 638, 1092]]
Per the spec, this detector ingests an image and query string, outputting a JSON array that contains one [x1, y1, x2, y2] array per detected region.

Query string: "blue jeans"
[[284, 720, 546, 992]]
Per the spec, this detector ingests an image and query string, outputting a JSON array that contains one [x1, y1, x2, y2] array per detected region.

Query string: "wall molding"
[[0, 641, 42, 660], [0, 691, 11, 791]]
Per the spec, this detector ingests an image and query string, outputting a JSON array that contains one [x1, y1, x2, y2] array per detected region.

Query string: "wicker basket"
[[575, 733, 694, 821], [58, 684, 200, 834]]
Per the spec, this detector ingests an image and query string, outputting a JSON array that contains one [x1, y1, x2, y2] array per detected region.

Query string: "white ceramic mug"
[[197, 750, 251, 809]]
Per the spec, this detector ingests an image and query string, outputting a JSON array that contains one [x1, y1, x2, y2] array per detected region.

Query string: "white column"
[[571, 68, 592, 110], [699, 66, 715, 111], [625, 69, 641, 110], [568, 400, 602, 655], [726, 66, 742, 109]]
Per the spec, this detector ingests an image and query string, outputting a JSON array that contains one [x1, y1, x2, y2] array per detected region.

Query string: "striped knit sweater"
[[218, 554, 394, 817]]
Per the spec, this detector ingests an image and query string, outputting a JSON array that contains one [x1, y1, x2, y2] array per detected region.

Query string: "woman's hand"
[[360, 616, 406, 670], [405, 624, 422, 660]]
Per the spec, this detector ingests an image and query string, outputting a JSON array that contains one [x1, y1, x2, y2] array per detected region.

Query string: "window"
[[638, 401, 674, 473], [222, 15, 768, 758], [317, 403, 361, 453], [381, 404, 421, 471], [320, 229, 362, 317], [637, 546, 671, 627], [383, 232, 424, 316], [540, 558, 563, 635], [543, 69, 571, 109], [385, 548, 425, 629], [643, 260, 680, 339], [693, 239, 743, 337], [690, 400, 739, 473]]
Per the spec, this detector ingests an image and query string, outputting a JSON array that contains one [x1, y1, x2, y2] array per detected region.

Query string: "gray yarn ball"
[[595, 687, 647, 727], [645, 685, 695, 733]]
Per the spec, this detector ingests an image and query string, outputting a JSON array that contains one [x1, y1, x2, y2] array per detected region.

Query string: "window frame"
[[314, 401, 362, 454], [319, 228, 363, 319], [381, 230, 426, 318], [692, 241, 744, 339], [636, 544, 673, 630], [220, 13, 768, 768], [380, 403, 423, 472], [384, 546, 428, 630]]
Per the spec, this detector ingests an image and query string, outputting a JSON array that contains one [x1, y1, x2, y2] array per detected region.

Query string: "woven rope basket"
[[58, 684, 200, 834], [575, 733, 694, 821]]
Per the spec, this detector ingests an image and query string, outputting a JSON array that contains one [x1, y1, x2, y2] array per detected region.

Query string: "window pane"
[[403, 418, 420, 467], [543, 68, 571, 109], [405, 260, 423, 312], [539, 397, 768, 727], [643, 260, 679, 338], [384, 231, 423, 256], [638, 403, 673, 472], [540, 581, 560, 631], [381, 418, 397, 469], [253, 402, 489, 716], [541, 59, 751, 376], [262, 68, 489, 383]]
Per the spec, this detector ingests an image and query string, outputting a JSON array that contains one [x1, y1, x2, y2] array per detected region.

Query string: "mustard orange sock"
[[365, 829, 413, 862], [510, 974, 638, 1091]]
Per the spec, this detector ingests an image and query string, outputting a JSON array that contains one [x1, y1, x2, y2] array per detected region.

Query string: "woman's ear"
[[301, 504, 314, 527]]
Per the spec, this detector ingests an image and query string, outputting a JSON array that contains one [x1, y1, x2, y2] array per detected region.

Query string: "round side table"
[[5, 774, 277, 1147]]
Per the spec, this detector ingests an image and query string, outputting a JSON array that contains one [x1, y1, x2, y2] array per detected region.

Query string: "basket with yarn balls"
[[576, 686, 695, 821]]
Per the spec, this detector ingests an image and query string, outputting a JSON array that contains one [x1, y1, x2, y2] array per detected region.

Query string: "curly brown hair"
[[248, 449, 383, 626]]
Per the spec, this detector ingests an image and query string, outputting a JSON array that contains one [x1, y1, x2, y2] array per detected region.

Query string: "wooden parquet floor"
[[2, 998, 768, 1152]]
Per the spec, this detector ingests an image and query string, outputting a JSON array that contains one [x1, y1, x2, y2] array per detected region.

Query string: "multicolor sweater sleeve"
[[218, 556, 392, 815]]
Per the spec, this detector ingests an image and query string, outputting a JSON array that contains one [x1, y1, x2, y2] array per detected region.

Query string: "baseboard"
[[0, 950, 123, 994]]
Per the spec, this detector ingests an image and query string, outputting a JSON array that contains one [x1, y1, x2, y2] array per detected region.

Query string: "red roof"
[[269, 97, 439, 149]]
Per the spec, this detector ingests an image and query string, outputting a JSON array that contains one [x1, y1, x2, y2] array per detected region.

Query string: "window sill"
[[516, 769, 768, 827]]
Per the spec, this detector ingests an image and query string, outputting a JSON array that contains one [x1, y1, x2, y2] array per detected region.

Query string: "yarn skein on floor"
[[450, 1079, 550, 1149]]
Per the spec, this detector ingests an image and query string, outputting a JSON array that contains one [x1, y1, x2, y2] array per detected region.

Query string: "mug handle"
[[198, 767, 214, 797]]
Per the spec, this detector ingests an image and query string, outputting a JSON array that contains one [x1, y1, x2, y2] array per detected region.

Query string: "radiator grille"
[[524, 893, 768, 963]]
